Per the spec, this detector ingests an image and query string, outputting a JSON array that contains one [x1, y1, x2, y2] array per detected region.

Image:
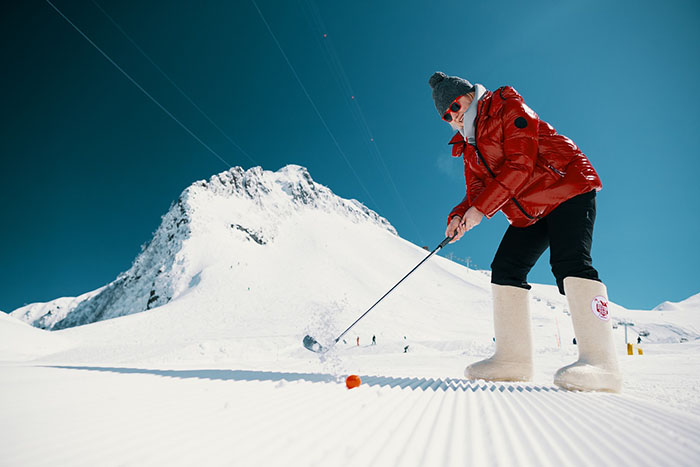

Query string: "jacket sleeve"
[[447, 193, 469, 225], [446, 157, 487, 225], [471, 94, 539, 218]]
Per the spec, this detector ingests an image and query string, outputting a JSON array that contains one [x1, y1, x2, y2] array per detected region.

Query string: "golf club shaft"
[[334, 236, 452, 343]]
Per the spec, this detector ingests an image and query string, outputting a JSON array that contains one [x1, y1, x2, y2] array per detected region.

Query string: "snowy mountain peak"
[[11, 165, 395, 330], [653, 292, 700, 312], [188, 164, 392, 227]]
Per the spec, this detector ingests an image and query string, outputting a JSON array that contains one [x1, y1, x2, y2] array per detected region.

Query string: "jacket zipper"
[[473, 104, 537, 221], [510, 198, 536, 220], [547, 164, 565, 177]]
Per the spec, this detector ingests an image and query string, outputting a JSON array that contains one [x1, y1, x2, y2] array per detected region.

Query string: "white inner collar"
[[459, 83, 487, 143]]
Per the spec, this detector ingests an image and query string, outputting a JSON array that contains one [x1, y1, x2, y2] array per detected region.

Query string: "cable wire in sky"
[[300, 0, 426, 245], [89, 0, 259, 168], [250, 0, 381, 211], [44, 0, 234, 170]]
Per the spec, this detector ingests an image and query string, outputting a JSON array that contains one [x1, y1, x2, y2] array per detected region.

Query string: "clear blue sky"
[[1, 0, 698, 312]]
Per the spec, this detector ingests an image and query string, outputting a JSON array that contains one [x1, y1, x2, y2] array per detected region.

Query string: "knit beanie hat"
[[429, 71, 474, 116]]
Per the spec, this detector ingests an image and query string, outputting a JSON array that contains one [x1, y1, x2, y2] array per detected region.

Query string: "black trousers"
[[490, 190, 600, 295]]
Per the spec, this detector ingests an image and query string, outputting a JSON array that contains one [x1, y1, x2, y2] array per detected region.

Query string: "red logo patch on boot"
[[591, 296, 610, 321]]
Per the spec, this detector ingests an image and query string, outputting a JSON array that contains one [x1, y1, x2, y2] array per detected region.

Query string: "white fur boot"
[[554, 277, 622, 392], [465, 284, 533, 382]]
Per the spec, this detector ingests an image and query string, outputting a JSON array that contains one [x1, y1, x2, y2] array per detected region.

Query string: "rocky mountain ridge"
[[11, 165, 395, 330]]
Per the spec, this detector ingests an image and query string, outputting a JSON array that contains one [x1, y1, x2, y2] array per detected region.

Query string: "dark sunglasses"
[[442, 98, 462, 122]]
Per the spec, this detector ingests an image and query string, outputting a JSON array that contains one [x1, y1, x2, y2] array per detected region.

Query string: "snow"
[[2, 165, 699, 466], [654, 292, 700, 311], [0, 311, 73, 361]]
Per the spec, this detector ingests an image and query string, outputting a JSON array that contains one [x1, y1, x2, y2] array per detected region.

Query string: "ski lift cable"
[[250, 0, 381, 211], [300, 2, 392, 189], [44, 0, 233, 170], [89, 0, 259, 168], [300, 0, 426, 245], [311, 27, 428, 244]]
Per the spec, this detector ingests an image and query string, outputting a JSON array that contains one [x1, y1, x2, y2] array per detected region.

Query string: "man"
[[429, 71, 621, 392]]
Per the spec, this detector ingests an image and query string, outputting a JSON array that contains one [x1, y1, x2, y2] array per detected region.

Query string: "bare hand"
[[446, 207, 484, 243], [446, 216, 462, 242]]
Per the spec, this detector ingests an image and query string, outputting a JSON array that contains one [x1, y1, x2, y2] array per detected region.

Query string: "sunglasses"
[[442, 98, 462, 122]]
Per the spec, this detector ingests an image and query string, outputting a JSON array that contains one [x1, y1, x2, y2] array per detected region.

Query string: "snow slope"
[[2, 365, 699, 467], [9, 287, 105, 330], [2, 165, 699, 466], [655, 292, 700, 312], [0, 311, 73, 361]]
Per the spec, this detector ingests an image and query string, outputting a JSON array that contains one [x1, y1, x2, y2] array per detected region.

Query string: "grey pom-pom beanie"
[[429, 71, 474, 116]]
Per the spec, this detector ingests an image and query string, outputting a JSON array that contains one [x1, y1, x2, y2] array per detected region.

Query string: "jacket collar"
[[448, 85, 491, 145], [448, 132, 464, 145], [459, 83, 487, 143], [449, 132, 467, 158], [447, 88, 494, 150], [477, 89, 494, 117]]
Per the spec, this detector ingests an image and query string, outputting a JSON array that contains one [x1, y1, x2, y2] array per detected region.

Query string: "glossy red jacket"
[[447, 86, 602, 228]]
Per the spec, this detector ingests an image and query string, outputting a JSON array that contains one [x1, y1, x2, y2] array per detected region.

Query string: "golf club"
[[303, 236, 453, 353]]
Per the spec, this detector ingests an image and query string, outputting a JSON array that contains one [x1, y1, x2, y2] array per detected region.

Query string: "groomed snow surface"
[[2, 166, 699, 466]]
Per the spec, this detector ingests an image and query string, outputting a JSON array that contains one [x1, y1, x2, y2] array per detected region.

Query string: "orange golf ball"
[[345, 374, 361, 389]]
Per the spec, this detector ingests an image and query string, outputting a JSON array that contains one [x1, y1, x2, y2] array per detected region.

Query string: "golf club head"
[[303, 335, 326, 353]]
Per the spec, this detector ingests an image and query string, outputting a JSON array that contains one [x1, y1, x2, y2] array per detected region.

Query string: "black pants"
[[491, 190, 600, 295]]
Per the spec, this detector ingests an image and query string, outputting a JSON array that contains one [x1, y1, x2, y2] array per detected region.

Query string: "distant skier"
[[356, 336, 360, 347], [429, 72, 620, 392], [637, 336, 642, 344], [372, 335, 376, 345]]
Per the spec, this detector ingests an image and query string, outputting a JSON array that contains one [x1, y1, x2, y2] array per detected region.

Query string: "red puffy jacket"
[[448, 86, 602, 228]]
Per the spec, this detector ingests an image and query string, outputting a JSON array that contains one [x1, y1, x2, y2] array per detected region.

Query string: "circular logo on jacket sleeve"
[[514, 117, 528, 128], [591, 296, 610, 321]]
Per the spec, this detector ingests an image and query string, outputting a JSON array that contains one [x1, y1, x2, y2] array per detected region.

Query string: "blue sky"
[[1, 0, 698, 312]]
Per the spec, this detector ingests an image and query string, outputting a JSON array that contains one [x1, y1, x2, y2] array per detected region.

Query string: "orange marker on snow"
[[345, 375, 361, 389]]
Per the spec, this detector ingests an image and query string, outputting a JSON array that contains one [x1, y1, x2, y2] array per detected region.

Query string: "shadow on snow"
[[45, 365, 559, 393]]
